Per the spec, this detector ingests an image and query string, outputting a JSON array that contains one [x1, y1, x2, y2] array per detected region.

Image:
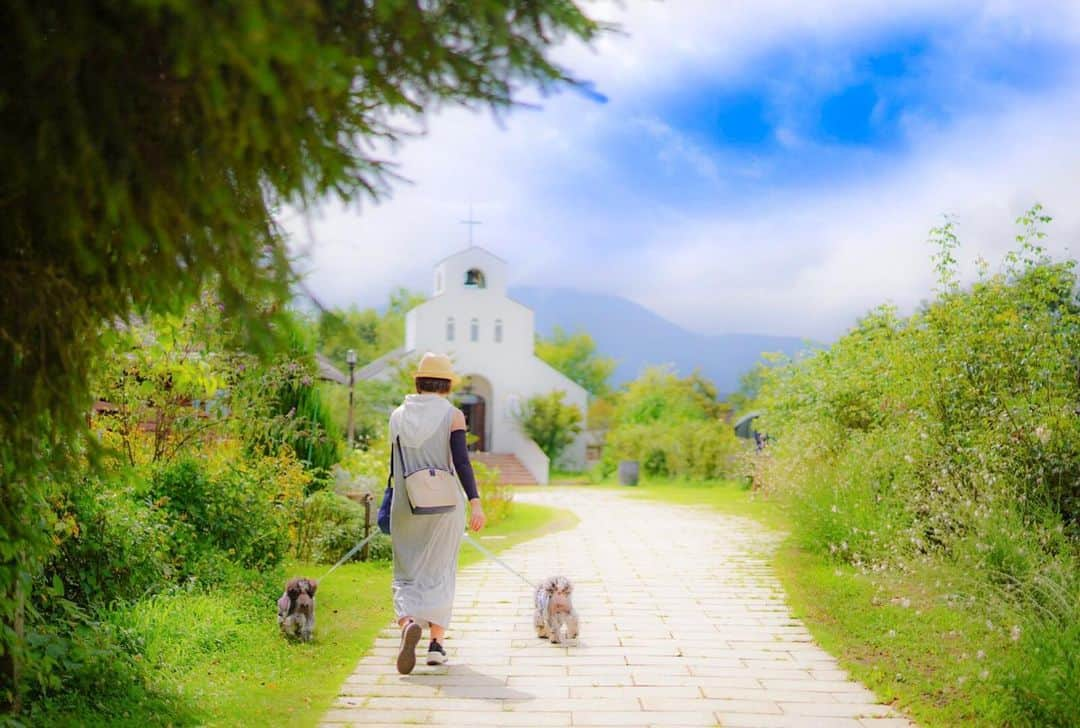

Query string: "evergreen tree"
[[1, 1, 602, 709]]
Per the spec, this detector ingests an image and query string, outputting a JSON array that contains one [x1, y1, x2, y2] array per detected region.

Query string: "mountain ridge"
[[510, 286, 810, 393]]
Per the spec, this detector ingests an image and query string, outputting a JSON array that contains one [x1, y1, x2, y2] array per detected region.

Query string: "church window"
[[464, 268, 486, 288], [435, 271, 443, 293], [494, 319, 503, 343], [446, 317, 455, 342], [470, 318, 479, 342]]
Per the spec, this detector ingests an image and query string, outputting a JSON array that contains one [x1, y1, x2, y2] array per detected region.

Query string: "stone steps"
[[470, 452, 537, 485]]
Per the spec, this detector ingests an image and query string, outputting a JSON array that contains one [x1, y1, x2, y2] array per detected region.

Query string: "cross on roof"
[[460, 206, 482, 245]]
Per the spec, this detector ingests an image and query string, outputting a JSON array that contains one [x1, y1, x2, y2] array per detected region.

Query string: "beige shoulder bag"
[[396, 436, 460, 514]]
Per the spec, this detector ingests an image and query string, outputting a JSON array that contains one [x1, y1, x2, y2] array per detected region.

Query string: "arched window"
[[494, 319, 503, 343], [435, 271, 443, 293], [446, 317, 455, 342], [470, 318, 479, 342], [464, 268, 486, 288]]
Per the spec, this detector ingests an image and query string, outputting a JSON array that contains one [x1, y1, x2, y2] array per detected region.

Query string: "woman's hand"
[[468, 499, 486, 532]]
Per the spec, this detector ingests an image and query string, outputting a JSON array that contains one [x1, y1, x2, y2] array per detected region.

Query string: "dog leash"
[[462, 532, 537, 589], [318, 529, 536, 589], [319, 529, 383, 581]]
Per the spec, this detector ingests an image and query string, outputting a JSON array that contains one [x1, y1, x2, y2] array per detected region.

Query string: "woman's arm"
[[450, 409, 485, 531], [449, 429, 479, 501]]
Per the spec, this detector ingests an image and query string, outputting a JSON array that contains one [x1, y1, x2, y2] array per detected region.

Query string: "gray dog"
[[278, 577, 317, 642], [534, 576, 579, 644]]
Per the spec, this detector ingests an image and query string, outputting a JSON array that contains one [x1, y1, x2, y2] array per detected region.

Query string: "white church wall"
[[376, 246, 592, 476], [513, 436, 550, 485]]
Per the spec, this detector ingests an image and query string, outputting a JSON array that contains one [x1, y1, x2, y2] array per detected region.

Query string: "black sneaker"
[[426, 639, 447, 666], [397, 621, 422, 674]]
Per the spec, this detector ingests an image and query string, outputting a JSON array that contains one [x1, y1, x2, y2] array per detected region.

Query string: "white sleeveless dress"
[[389, 394, 467, 629]]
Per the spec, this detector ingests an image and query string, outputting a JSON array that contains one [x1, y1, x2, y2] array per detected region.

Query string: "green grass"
[[620, 477, 789, 531], [613, 477, 1025, 727], [37, 500, 575, 727]]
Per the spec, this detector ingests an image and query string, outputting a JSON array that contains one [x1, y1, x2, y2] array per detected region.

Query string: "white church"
[[356, 247, 589, 485]]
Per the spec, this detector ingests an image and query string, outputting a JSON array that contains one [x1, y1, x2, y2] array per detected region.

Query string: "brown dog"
[[277, 577, 317, 642]]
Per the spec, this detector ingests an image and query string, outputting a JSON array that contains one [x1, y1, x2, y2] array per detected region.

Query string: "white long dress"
[[389, 394, 467, 629]]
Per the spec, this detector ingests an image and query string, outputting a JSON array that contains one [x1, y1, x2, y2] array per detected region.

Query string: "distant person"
[[754, 430, 766, 452], [389, 353, 486, 674]]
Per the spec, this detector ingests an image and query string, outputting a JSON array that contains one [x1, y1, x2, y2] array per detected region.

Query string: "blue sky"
[[286, 1, 1080, 340]]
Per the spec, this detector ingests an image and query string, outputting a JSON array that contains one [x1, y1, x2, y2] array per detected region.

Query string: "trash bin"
[[617, 460, 639, 486]]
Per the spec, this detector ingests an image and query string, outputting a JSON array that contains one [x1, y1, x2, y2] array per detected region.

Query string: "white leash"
[[319, 529, 382, 581], [317, 530, 536, 590], [462, 532, 536, 590]]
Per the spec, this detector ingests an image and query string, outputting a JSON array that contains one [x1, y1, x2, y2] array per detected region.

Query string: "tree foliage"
[[315, 288, 426, 369], [536, 326, 617, 396], [613, 365, 728, 425], [602, 366, 737, 479], [516, 391, 583, 463], [2, 0, 603, 709]]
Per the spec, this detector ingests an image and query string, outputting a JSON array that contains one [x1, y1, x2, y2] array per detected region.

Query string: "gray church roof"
[[355, 346, 411, 380], [316, 352, 348, 385]]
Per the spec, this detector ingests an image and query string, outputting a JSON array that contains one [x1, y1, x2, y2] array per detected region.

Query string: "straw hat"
[[413, 352, 459, 386]]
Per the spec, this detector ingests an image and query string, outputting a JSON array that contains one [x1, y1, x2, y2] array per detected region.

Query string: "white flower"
[[1011, 625, 1022, 642]]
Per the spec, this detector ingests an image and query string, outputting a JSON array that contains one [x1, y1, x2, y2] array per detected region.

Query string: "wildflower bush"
[[751, 207, 1080, 725]]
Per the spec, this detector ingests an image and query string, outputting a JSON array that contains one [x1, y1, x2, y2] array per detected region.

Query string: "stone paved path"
[[323, 488, 913, 728]]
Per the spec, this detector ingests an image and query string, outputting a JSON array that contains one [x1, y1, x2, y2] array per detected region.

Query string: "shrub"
[[150, 453, 302, 571], [44, 472, 180, 609], [600, 366, 738, 481], [295, 490, 370, 564], [750, 210, 1080, 724], [515, 390, 583, 463], [338, 435, 390, 493], [602, 420, 740, 481]]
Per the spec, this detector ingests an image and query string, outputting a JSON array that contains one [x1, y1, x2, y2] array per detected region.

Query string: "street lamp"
[[346, 349, 357, 449]]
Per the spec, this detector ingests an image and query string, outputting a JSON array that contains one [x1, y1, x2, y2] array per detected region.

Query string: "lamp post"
[[346, 349, 357, 449]]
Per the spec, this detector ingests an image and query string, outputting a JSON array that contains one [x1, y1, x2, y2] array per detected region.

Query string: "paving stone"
[[717, 715, 864, 728], [571, 710, 719, 726], [568, 685, 702, 699], [778, 701, 897, 718], [320, 489, 913, 728], [642, 697, 783, 714]]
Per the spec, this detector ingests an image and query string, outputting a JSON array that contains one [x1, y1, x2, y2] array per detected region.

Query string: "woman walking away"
[[390, 353, 486, 674]]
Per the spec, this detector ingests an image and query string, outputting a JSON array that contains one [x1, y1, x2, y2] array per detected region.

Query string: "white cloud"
[[623, 95, 1080, 339], [283, 1, 1080, 342]]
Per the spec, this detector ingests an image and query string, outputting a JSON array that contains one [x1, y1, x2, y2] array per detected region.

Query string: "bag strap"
[[394, 435, 404, 480], [385, 437, 395, 488], [395, 432, 456, 477]]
